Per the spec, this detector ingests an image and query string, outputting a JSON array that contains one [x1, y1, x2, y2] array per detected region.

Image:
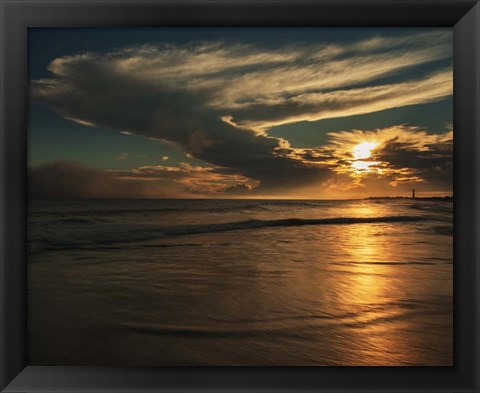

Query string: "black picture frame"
[[1, 0, 479, 392]]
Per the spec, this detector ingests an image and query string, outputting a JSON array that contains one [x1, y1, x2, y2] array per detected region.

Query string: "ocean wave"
[[29, 203, 273, 218], [30, 215, 426, 253], [30, 207, 185, 217], [122, 323, 313, 339], [122, 298, 449, 339], [54, 216, 112, 225], [159, 215, 425, 239], [331, 260, 452, 266], [433, 225, 453, 236], [408, 203, 453, 213]]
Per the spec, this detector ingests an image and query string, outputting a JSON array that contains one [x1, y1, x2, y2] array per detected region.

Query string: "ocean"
[[28, 198, 453, 366]]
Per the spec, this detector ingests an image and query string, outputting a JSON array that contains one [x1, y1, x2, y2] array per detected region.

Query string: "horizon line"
[[29, 195, 454, 201]]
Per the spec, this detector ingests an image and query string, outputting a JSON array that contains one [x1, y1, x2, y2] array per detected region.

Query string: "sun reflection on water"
[[329, 205, 418, 364]]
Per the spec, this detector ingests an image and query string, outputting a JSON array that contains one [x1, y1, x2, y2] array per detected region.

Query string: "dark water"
[[28, 198, 453, 365]]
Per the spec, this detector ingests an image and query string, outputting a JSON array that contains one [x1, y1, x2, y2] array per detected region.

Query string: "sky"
[[28, 27, 453, 199]]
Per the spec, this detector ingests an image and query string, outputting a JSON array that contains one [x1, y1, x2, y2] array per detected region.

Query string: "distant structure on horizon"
[[412, 188, 416, 198]]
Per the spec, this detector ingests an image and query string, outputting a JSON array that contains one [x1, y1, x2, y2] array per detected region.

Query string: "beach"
[[28, 198, 453, 365]]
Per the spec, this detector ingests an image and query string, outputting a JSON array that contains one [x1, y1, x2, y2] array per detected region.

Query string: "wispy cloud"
[[32, 30, 452, 196], [278, 125, 453, 190], [229, 71, 452, 130], [30, 161, 259, 198], [110, 162, 258, 195], [36, 31, 451, 131]]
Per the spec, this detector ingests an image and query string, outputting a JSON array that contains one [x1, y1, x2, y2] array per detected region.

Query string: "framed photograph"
[[1, 0, 479, 392]]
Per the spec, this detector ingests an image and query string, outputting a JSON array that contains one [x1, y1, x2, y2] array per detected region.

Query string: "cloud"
[[29, 161, 259, 198], [35, 31, 451, 131], [31, 125, 453, 198], [110, 161, 259, 195], [29, 161, 165, 198], [32, 31, 452, 196], [229, 71, 452, 130], [33, 50, 325, 193], [277, 125, 453, 192]]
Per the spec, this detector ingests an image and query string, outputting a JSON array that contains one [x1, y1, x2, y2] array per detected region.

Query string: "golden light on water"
[[336, 207, 407, 364]]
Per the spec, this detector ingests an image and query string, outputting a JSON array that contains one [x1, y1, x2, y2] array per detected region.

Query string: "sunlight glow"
[[350, 142, 381, 173], [353, 141, 378, 160], [352, 160, 378, 172]]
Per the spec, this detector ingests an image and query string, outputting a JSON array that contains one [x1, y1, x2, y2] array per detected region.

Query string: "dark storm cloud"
[[33, 47, 330, 193], [372, 130, 453, 189], [374, 134, 452, 170]]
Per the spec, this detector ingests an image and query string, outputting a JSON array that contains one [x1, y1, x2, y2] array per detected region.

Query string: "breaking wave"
[[31, 215, 426, 253]]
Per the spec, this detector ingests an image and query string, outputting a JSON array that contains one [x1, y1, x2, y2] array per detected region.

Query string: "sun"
[[351, 141, 380, 173], [353, 141, 378, 160]]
